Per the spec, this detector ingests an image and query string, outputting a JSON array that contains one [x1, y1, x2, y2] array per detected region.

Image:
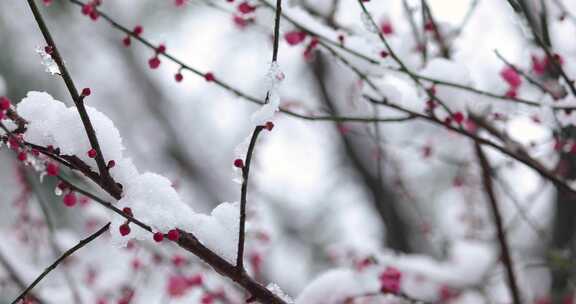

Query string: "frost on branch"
[[16, 91, 241, 262]]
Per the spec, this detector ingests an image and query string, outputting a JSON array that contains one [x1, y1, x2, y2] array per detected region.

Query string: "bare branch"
[[237, 0, 283, 270], [236, 126, 265, 269], [475, 144, 522, 304]]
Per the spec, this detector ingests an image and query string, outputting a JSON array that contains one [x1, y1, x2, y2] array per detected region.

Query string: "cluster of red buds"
[[80, 0, 103, 21], [149, 44, 166, 69]]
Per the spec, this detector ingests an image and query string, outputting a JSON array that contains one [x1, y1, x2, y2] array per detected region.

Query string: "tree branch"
[[60, 175, 288, 303], [475, 144, 522, 304], [26, 0, 120, 195], [237, 0, 283, 270], [236, 126, 265, 269]]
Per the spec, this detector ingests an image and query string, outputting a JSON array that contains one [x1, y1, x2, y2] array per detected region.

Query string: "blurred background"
[[1, 0, 576, 303]]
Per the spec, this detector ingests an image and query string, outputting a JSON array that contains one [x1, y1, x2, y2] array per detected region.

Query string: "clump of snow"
[[17, 91, 124, 169], [109, 157, 140, 190], [295, 269, 369, 304], [240, 62, 285, 184], [373, 74, 422, 112], [251, 62, 284, 125], [380, 82, 403, 104], [189, 202, 240, 263], [35, 46, 60, 75], [114, 173, 196, 241], [381, 240, 496, 287]]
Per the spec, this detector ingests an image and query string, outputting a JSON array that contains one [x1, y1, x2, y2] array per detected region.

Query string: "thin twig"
[[495, 173, 548, 239], [402, 0, 425, 64], [452, 0, 480, 36], [383, 66, 576, 111], [58, 175, 153, 232], [237, 0, 283, 271], [24, 169, 83, 304], [236, 126, 265, 269], [475, 144, 522, 304], [11, 223, 110, 304]]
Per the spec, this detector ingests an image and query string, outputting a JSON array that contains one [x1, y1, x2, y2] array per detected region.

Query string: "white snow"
[[17, 91, 124, 169], [114, 172, 196, 241], [295, 269, 369, 304], [251, 62, 284, 125], [267, 283, 295, 304], [189, 202, 240, 263], [35, 46, 60, 76]]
